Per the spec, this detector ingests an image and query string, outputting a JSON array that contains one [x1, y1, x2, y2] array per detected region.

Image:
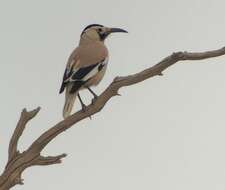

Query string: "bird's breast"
[[78, 42, 108, 67]]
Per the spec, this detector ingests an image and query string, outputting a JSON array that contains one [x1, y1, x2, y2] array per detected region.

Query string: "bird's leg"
[[87, 87, 98, 104], [78, 93, 87, 112], [87, 87, 98, 98]]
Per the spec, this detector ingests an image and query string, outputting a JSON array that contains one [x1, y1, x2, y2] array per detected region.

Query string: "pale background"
[[0, 0, 225, 189]]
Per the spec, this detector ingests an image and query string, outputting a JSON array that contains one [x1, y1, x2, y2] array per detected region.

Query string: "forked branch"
[[1, 46, 225, 190]]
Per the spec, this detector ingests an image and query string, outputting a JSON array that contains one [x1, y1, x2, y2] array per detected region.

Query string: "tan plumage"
[[60, 24, 127, 118], [63, 84, 77, 118]]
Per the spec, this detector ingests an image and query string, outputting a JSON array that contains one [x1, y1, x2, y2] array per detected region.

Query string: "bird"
[[59, 24, 128, 118]]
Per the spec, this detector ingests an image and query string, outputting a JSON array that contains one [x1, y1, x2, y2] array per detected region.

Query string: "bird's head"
[[80, 24, 128, 43]]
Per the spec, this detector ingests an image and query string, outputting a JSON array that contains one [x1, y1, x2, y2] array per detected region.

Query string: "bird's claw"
[[81, 104, 87, 112], [80, 104, 92, 119], [91, 96, 98, 105]]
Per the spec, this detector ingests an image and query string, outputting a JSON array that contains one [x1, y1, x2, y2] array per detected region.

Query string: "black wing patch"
[[59, 68, 72, 94], [60, 59, 107, 94], [71, 62, 99, 81], [98, 62, 104, 71], [68, 63, 99, 93], [70, 81, 86, 94]]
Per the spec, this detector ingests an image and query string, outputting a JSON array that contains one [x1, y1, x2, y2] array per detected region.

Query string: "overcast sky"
[[1, 0, 225, 190]]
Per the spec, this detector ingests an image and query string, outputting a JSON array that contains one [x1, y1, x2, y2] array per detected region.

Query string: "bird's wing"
[[60, 43, 108, 94], [70, 57, 108, 81], [59, 48, 80, 93], [68, 57, 108, 93], [59, 57, 108, 94]]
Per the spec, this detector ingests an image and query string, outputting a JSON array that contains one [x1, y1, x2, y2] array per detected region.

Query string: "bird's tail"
[[63, 85, 77, 119]]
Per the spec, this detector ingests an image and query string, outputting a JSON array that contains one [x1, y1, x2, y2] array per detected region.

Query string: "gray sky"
[[1, 0, 225, 189]]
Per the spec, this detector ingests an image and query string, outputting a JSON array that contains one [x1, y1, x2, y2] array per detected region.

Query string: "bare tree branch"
[[1, 46, 225, 190], [35, 154, 67, 166], [8, 107, 41, 162]]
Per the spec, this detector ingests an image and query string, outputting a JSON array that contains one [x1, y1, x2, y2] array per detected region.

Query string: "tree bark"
[[1, 46, 225, 190]]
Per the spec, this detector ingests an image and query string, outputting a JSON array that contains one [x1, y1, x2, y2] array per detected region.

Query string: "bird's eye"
[[98, 28, 103, 33]]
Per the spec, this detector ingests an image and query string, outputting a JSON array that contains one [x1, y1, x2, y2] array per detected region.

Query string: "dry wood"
[[1, 46, 225, 190]]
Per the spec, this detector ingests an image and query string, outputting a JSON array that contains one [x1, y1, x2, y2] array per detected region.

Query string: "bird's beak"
[[109, 27, 128, 34]]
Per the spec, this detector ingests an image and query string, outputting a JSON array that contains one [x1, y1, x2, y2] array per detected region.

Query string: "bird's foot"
[[91, 95, 98, 105], [81, 103, 88, 112], [87, 87, 98, 103], [81, 105, 92, 119]]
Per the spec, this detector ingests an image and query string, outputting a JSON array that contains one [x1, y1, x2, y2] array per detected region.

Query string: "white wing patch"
[[83, 65, 99, 81], [76, 57, 108, 82], [60, 57, 109, 93]]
